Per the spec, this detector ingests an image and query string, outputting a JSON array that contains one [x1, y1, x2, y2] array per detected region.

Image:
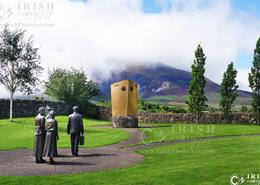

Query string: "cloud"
[[0, 0, 259, 97], [237, 68, 251, 91]]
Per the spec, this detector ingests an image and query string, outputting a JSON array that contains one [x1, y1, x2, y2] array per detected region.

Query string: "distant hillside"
[[95, 63, 251, 106]]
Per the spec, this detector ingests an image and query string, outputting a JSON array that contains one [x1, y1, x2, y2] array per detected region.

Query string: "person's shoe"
[[39, 158, 46, 163], [74, 153, 79, 157], [35, 159, 40, 164], [49, 160, 56, 165]]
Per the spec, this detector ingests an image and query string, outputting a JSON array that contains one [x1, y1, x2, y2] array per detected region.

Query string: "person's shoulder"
[[35, 114, 45, 119], [77, 113, 83, 118]]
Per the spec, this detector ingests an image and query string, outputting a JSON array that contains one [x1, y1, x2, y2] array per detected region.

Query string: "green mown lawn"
[[1, 118, 260, 185], [139, 123, 260, 144], [1, 136, 260, 185], [0, 116, 129, 150]]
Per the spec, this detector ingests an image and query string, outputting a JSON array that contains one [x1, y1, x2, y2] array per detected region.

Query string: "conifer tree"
[[219, 62, 238, 123], [186, 44, 208, 123], [249, 37, 260, 124]]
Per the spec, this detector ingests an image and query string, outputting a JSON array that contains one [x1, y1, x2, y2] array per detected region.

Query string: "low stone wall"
[[138, 112, 252, 124], [97, 106, 112, 120], [0, 101, 253, 124], [97, 106, 252, 124], [0, 99, 72, 118]]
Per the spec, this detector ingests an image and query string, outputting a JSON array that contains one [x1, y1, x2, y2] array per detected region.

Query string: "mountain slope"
[[96, 63, 251, 105]]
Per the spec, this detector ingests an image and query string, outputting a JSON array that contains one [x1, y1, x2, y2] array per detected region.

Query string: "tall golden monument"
[[111, 80, 139, 128]]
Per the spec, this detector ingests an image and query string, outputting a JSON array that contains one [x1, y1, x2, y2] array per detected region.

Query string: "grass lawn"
[[0, 116, 129, 150], [1, 118, 260, 185], [139, 123, 260, 144], [1, 136, 260, 185]]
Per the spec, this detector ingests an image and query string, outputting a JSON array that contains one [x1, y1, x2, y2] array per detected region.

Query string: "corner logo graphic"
[[230, 174, 245, 185], [231, 173, 260, 185], [0, 3, 13, 21], [0, 1, 54, 27]]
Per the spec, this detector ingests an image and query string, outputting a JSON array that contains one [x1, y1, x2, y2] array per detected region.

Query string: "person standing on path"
[[34, 107, 47, 163], [67, 106, 84, 156], [43, 110, 59, 165]]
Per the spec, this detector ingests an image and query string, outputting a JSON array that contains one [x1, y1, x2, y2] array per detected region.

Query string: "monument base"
[[112, 115, 138, 128]]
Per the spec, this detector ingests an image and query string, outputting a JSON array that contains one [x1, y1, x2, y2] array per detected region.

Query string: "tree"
[[219, 62, 239, 123], [249, 37, 260, 124], [0, 26, 42, 121], [240, 106, 248, 113], [45, 68, 99, 112], [186, 44, 208, 123]]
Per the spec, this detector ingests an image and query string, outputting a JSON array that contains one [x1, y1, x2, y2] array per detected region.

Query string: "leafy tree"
[[45, 68, 99, 112], [186, 44, 208, 123], [219, 62, 239, 122], [240, 106, 248, 113], [0, 26, 42, 121], [249, 37, 260, 124]]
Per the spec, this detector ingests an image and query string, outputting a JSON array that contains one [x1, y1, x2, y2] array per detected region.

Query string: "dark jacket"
[[67, 113, 84, 135]]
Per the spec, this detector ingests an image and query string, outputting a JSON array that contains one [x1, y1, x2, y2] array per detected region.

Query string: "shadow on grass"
[[58, 128, 111, 134], [86, 129, 113, 134], [8, 120, 33, 126]]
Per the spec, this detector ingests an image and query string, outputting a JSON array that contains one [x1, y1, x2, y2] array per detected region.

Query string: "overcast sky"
[[0, 0, 259, 98]]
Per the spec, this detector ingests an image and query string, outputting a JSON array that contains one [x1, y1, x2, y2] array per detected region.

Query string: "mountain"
[[96, 63, 251, 106]]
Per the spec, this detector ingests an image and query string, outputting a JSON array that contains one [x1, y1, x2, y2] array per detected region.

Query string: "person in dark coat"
[[43, 110, 59, 165], [67, 106, 84, 156], [34, 107, 46, 163]]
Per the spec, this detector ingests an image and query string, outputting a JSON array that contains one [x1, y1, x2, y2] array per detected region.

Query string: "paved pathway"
[[0, 128, 143, 176], [1, 128, 260, 176]]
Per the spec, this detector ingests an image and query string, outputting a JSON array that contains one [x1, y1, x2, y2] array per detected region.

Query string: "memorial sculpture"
[[45, 105, 54, 119], [43, 110, 59, 165], [67, 106, 84, 156], [34, 107, 47, 163], [111, 80, 139, 128]]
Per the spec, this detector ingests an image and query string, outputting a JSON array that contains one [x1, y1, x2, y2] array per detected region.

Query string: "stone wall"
[[97, 106, 252, 124], [0, 99, 73, 118], [0, 101, 253, 124], [97, 106, 112, 120], [138, 112, 252, 124]]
